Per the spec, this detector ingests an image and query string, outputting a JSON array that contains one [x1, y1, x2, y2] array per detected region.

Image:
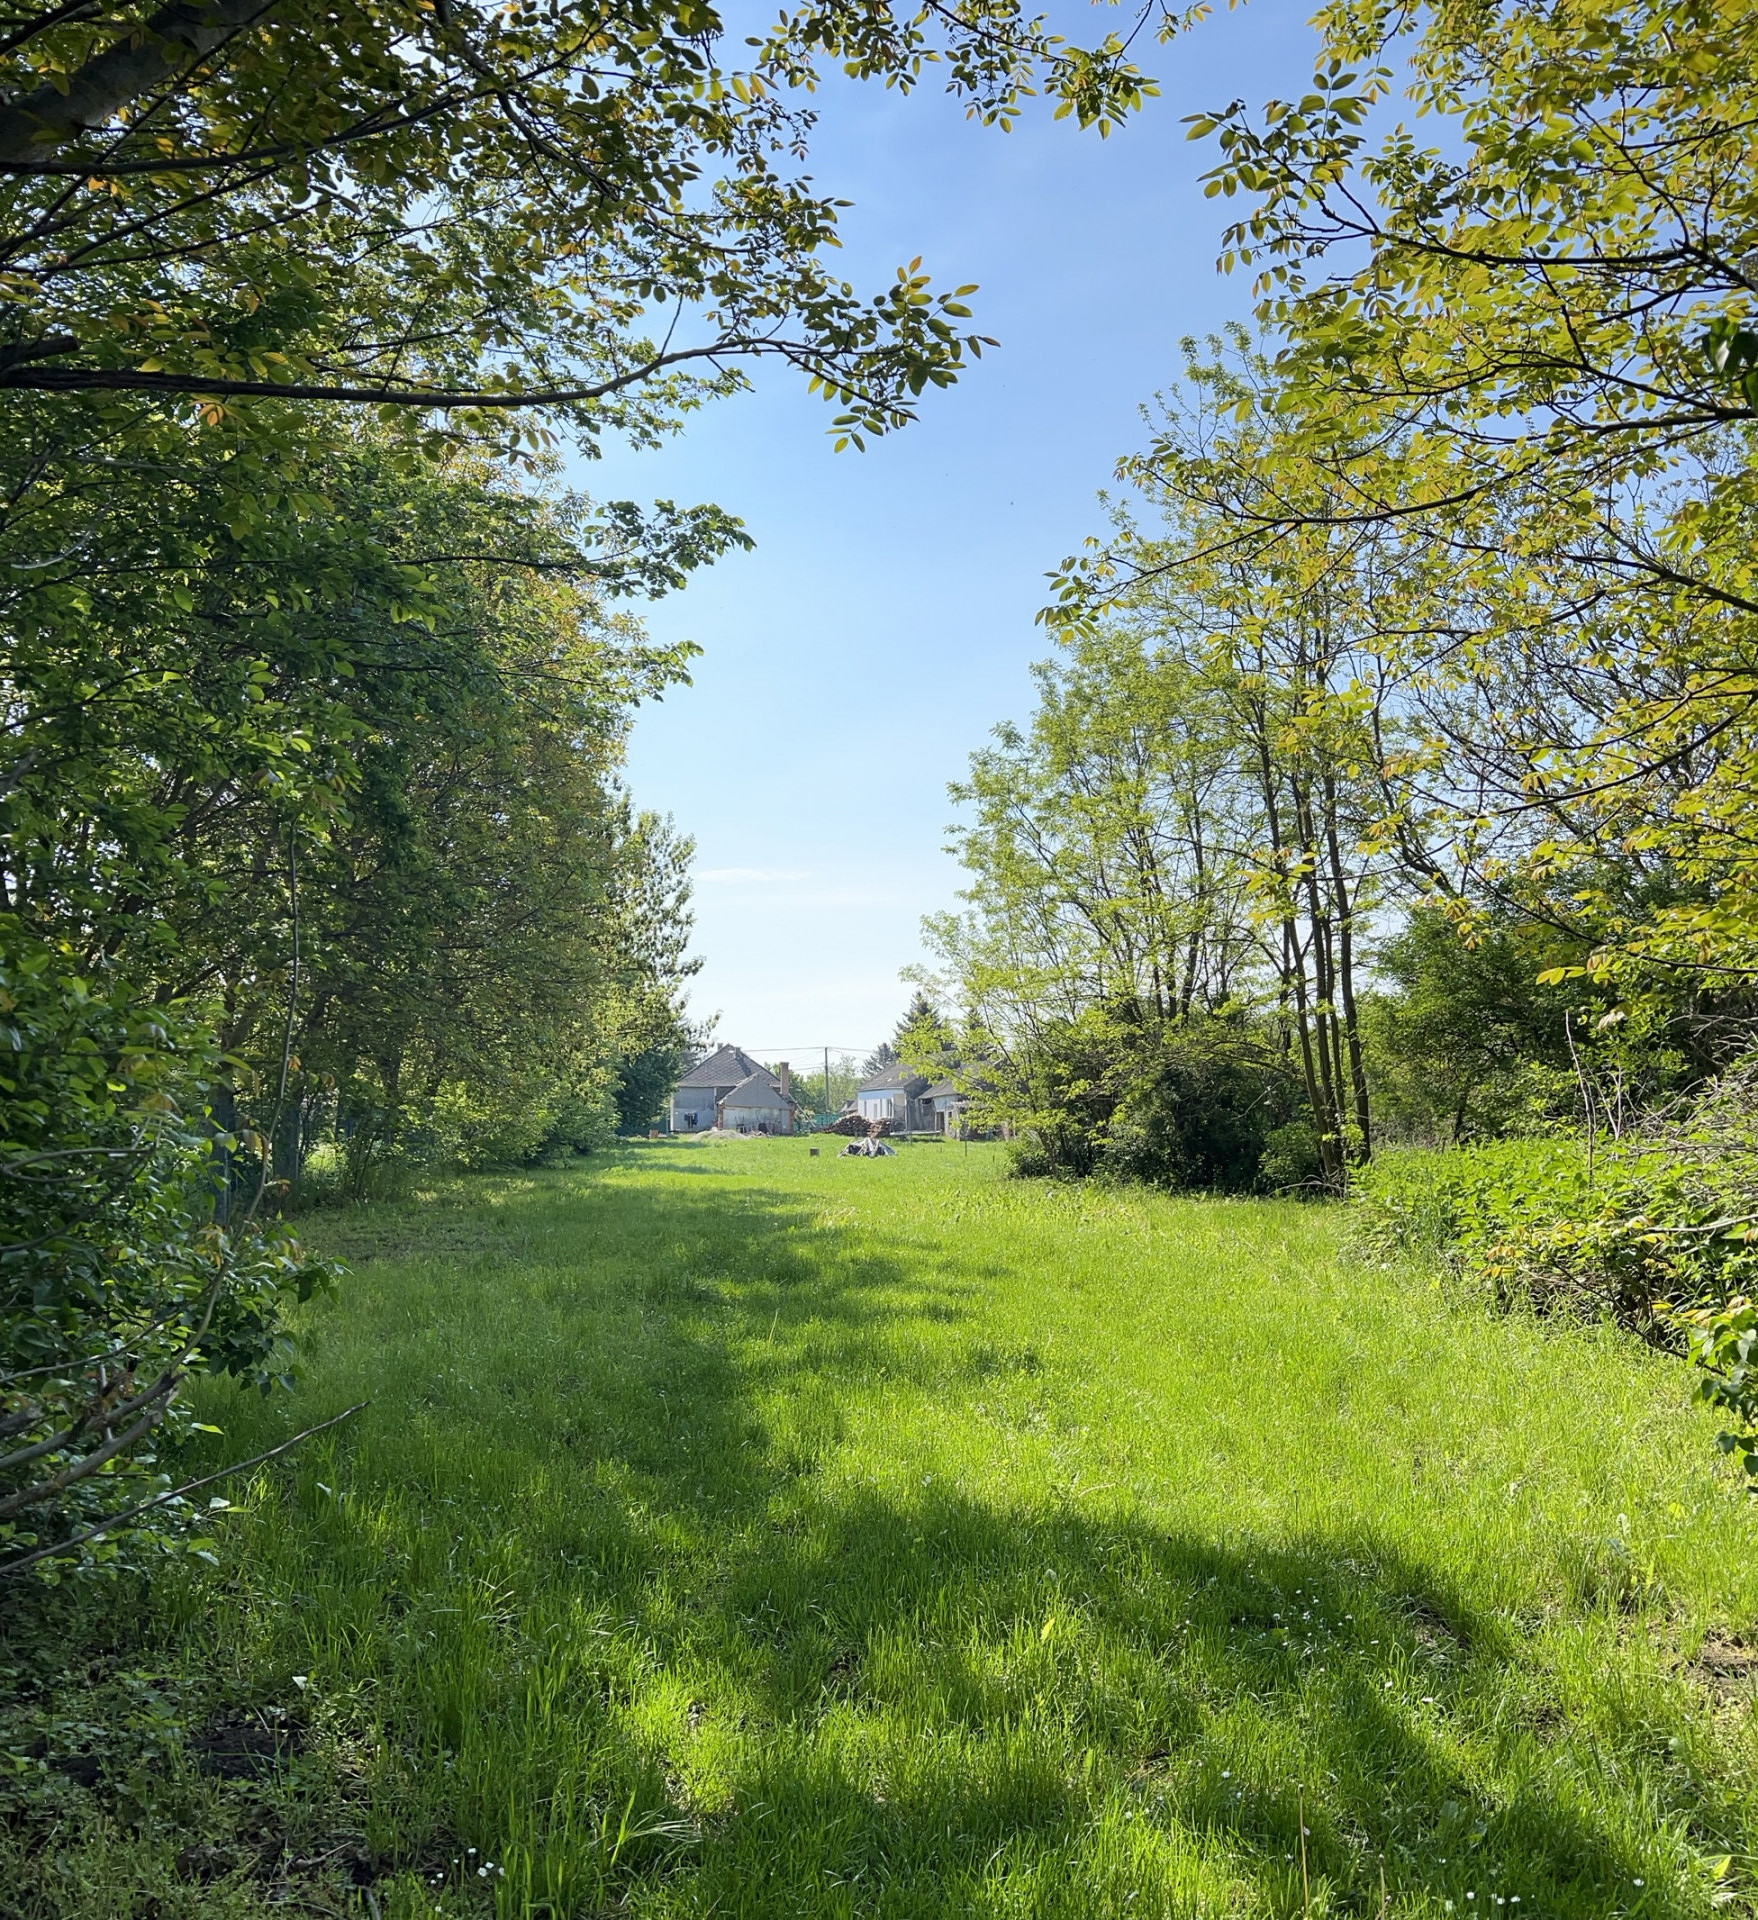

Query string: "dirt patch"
[[1403, 1594, 1470, 1652], [1689, 1636, 1758, 1700], [188, 1712, 306, 1779], [1525, 1699, 1564, 1742]]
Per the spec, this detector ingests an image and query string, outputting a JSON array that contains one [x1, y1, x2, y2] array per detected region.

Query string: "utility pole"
[[823, 1045, 831, 1119]]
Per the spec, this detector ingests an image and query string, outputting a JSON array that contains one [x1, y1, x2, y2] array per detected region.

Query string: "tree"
[[1, 430, 700, 1564], [892, 989, 958, 1078], [0, 0, 1167, 449], [934, 622, 1259, 1033], [0, 944, 337, 1578], [1054, 338, 1414, 1182], [1179, 0, 1758, 994], [769, 1053, 859, 1118], [1194, 0, 1758, 491], [220, 465, 703, 1181], [1363, 905, 1598, 1145]]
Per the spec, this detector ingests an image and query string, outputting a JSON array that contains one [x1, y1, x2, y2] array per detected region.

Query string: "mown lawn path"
[[195, 1142, 1758, 1917]]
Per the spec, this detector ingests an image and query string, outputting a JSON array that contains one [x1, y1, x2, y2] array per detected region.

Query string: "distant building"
[[923, 1079, 971, 1136], [670, 1045, 799, 1134], [855, 1065, 934, 1133], [851, 1065, 974, 1136]]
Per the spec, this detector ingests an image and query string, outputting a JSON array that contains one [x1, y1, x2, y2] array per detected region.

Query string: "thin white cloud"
[[697, 866, 810, 884]]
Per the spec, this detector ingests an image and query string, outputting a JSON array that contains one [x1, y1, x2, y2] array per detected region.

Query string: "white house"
[[852, 1066, 972, 1135], [854, 1065, 933, 1133]]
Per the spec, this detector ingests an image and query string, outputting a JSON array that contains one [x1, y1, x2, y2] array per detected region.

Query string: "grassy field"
[[7, 1138, 1758, 1919]]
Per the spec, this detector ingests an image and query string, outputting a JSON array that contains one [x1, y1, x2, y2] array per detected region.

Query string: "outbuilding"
[[854, 1065, 933, 1134], [719, 1071, 796, 1134]]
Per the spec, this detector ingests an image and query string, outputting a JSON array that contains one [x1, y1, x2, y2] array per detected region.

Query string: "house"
[[854, 1065, 934, 1134], [922, 1079, 970, 1135], [670, 1045, 799, 1135], [720, 1071, 796, 1133]]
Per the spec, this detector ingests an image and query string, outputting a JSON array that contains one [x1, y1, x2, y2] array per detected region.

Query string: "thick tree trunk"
[[0, 0, 280, 165]]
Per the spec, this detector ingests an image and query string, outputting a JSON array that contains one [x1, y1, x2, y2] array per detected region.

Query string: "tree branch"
[[0, 0, 281, 164], [0, 1399, 368, 1575]]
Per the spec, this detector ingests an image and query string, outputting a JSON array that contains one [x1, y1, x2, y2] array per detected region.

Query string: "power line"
[[740, 1044, 879, 1059], [743, 1043, 876, 1055]]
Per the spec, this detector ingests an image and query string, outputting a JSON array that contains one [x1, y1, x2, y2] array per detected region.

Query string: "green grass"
[[7, 1138, 1758, 1918]]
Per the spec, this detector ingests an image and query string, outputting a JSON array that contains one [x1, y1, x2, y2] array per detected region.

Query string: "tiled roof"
[[676, 1043, 767, 1089], [858, 1066, 930, 1094], [721, 1071, 792, 1108]]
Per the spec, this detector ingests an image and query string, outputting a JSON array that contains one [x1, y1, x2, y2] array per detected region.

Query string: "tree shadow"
[[212, 1160, 1744, 1917], [681, 1486, 1689, 1917]]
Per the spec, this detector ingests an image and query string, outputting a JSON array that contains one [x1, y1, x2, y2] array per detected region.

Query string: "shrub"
[[998, 1010, 1315, 1192], [1258, 1119, 1328, 1194], [1107, 1021, 1308, 1193], [1667, 1294, 1758, 1489], [1, 938, 336, 1579], [1351, 1139, 1592, 1272], [996, 1008, 1121, 1180], [1353, 1057, 1758, 1336]]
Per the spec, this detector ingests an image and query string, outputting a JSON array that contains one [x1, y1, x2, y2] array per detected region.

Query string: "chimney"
[[778, 1061, 792, 1134]]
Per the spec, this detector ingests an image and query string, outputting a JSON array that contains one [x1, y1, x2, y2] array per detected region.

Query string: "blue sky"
[[579, 0, 1324, 1063]]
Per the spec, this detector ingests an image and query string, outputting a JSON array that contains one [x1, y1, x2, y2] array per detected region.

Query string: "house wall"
[[671, 1085, 730, 1132], [858, 1089, 941, 1130], [859, 1085, 951, 1130], [721, 1103, 788, 1133]]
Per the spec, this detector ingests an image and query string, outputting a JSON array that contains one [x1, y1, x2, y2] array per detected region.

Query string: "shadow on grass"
[[495, 1164, 1725, 1919], [688, 1488, 1674, 1918], [22, 1156, 1730, 1920]]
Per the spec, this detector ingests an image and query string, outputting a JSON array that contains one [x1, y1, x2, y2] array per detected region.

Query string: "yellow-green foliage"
[[5, 1142, 1756, 1918], [1354, 1071, 1758, 1340]]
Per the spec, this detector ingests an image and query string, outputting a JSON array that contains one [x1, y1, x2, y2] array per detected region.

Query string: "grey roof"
[[721, 1071, 792, 1109], [923, 1080, 964, 1101], [858, 1066, 930, 1095], [677, 1043, 767, 1090]]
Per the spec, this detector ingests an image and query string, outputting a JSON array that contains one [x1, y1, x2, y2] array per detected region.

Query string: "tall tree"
[[1035, 338, 1412, 1180], [1182, 0, 1758, 993]]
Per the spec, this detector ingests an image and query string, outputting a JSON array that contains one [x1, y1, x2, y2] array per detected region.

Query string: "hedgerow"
[[1, 938, 337, 1580], [1352, 1057, 1758, 1484]]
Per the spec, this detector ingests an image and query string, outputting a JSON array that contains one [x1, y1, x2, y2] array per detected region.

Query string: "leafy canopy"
[[0, 0, 1186, 451]]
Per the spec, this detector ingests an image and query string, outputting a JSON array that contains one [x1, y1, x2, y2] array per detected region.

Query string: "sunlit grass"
[[18, 1139, 1758, 1916]]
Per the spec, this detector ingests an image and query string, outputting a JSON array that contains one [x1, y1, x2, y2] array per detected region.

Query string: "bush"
[[1352, 1058, 1758, 1335], [1, 938, 336, 1579], [1107, 1021, 1308, 1193], [1351, 1139, 1592, 1272], [995, 1008, 1120, 1180], [995, 1009, 1311, 1193], [1258, 1120, 1327, 1194], [1667, 1294, 1758, 1488]]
